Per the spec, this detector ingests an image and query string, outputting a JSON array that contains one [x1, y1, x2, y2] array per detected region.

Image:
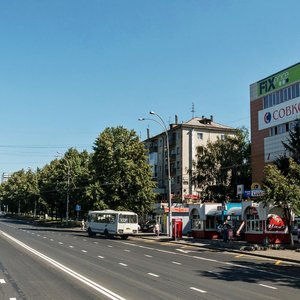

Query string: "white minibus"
[[86, 209, 138, 239]]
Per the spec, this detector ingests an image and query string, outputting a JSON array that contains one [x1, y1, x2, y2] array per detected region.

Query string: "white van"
[[86, 209, 138, 239]]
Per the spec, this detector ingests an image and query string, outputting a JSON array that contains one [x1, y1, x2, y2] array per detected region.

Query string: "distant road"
[[0, 217, 299, 300]]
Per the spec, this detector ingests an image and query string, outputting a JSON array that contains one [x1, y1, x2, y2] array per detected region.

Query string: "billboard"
[[257, 63, 300, 97], [258, 96, 300, 130]]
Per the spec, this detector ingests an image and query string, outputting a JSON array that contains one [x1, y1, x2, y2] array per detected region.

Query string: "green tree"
[[92, 126, 156, 215], [275, 122, 300, 175], [191, 128, 251, 201], [0, 169, 41, 215], [282, 122, 300, 163], [39, 148, 92, 220], [261, 158, 300, 245]]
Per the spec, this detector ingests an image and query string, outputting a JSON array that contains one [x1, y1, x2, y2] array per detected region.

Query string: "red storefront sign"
[[267, 214, 286, 231]]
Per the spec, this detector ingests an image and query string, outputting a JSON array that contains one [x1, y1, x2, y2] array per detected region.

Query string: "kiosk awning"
[[225, 207, 241, 216]]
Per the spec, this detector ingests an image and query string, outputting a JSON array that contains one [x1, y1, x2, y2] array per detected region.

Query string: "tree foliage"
[[282, 122, 300, 163], [263, 123, 300, 243], [261, 158, 300, 244], [92, 126, 156, 215], [191, 128, 251, 201]]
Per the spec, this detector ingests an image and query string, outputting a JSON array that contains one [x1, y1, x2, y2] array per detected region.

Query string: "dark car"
[[142, 220, 156, 232]]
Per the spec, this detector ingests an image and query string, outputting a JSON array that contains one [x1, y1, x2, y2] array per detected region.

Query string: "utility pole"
[[66, 162, 70, 225], [56, 152, 71, 225]]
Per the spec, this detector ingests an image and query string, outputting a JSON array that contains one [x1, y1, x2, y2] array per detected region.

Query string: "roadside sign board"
[[75, 204, 81, 211], [251, 189, 264, 197]]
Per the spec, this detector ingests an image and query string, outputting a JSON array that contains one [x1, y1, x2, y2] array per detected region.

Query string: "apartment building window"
[[176, 147, 180, 154], [177, 175, 181, 184], [270, 122, 290, 136], [263, 82, 300, 109], [197, 132, 203, 140]]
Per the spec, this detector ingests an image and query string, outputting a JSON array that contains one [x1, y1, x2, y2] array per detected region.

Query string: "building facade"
[[250, 62, 300, 183], [1, 172, 11, 184], [143, 115, 237, 203]]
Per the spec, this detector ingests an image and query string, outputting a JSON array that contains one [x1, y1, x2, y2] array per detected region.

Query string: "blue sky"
[[1, 0, 300, 173]]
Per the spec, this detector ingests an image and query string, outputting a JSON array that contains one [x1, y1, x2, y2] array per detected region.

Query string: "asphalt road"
[[0, 217, 299, 300]]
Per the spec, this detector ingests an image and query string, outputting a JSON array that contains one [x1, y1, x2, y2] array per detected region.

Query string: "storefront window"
[[245, 207, 263, 232], [205, 216, 216, 230], [192, 219, 202, 230], [191, 209, 202, 230]]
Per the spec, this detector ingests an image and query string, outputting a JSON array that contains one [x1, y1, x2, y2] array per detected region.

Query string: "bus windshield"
[[119, 214, 137, 224]]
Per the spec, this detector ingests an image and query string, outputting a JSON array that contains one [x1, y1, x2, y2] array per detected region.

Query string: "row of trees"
[[0, 127, 156, 220]]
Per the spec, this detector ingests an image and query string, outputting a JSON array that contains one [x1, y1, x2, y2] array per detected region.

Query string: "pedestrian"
[[228, 227, 233, 243], [81, 218, 85, 231], [223, 223, 229, 242], [154, 223, 160, 237]]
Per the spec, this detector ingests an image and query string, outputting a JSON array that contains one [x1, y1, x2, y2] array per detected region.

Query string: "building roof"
[[182, 117, 235, 130], [143, 116, 237, 141]]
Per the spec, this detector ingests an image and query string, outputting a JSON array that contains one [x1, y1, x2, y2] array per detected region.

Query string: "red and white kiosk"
[[241, 201, 291, 244]]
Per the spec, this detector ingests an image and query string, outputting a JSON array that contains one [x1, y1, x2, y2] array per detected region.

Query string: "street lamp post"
[[139, 112, 172, 237]]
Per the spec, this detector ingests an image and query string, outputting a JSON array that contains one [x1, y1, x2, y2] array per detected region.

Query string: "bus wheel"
[[104, 229, 109, 239], [88, 228, 94, 237], [121, 235, 128, 240]]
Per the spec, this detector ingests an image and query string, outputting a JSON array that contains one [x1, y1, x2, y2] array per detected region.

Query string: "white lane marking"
[[124, 249, 131, 252], [50, 239, 54, 241], [138, 246, 153, 250], [69, 246, 74, 248], [81, 250, 87, 253], [176, 249, 193, 254], [193, 256, 218, 262], [119, 263, 128, 267], [37, 234, 40, 237], [98, 256, 104, 259], [43, 236, 47, 239], [118, 241, 299, 280], [145, 255, 152, 258], [107, 245, 113, 248], [83, 239, 87, 241], [259, 284, 277, 290], [10, 298, 17, 300], [94, 242, 98, 244], [224, 262, 250, 269], [121, 242, 138, 247], [190, 287, 207, 293], [0, 231, 126, 300], [172, 261, 182, 265], [0, 279, 6, 284], [148, 273, 159, 277], [59, 242, 63, 245]]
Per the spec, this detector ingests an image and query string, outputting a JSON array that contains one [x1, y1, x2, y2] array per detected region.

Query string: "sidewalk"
[[136, 233, 300, 264]]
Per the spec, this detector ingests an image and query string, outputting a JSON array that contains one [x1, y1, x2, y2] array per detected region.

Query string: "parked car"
[[141, 220, 156, 232]]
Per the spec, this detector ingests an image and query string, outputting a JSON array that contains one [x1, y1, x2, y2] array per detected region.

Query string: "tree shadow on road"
[[197, 259, 300, 290]]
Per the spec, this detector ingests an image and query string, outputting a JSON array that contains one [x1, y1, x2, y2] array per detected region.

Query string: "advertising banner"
[[258, 96, 300, 130], [257, 63, 300, 97]]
